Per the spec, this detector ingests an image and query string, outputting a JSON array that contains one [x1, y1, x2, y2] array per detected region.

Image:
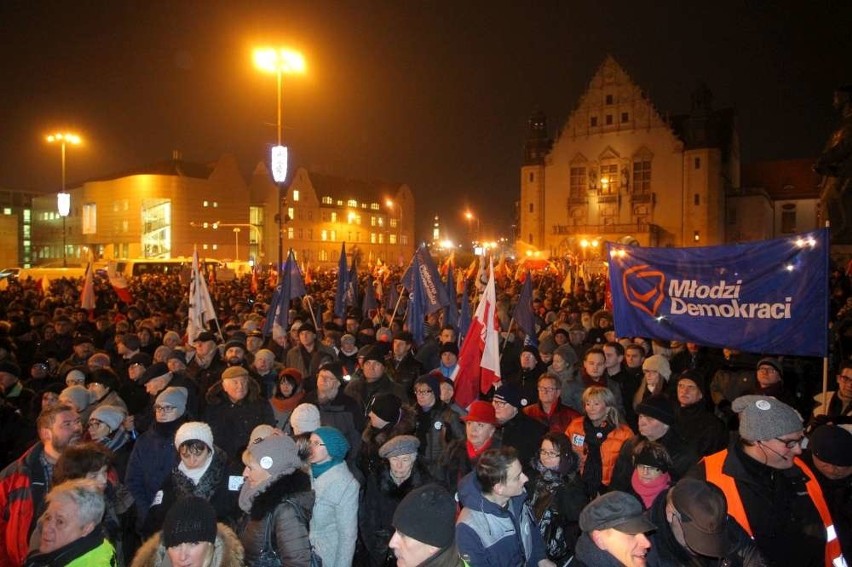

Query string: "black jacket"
[[497, 411, 547, 477], [676, 402, 729, 458], [204, 380, 275, 467]]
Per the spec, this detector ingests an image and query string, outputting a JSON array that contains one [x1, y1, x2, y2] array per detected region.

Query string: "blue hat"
[[314, 426, 350, 460]]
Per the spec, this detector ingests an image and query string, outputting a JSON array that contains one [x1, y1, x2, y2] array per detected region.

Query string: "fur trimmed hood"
[[247, 468, 313, 520], [130, 523, 244, 567]]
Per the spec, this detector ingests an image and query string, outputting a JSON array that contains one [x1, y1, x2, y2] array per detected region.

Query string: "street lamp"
[[233, 227, 241, 262], [47, 132, 81, 267], [253, 47, 306, 273]]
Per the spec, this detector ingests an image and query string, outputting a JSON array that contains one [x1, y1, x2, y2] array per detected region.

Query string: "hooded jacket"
[[0, 443, 50, 567], [455, 471, 546, 567], [130, 523, 244, 567]]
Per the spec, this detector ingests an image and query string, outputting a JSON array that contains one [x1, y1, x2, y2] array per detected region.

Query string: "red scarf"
[[631, 469, 671, 509], [467, 437, 494, 460]]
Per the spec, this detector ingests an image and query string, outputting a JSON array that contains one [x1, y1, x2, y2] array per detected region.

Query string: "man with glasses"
[[524, 374, 580, 433], [812, 360, 852, 425], [694, 395, 843, 567], [492, 384, 547, 478], [412, 373, 463, 479]]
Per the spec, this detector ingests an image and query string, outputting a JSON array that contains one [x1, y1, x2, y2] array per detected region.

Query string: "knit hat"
[[161, 496, 217, 548], [313, 426, 350, 460], [494, 383, 524, 409], [64, 368, 87, 385], [278, 367, 303, 386], [141, 362, 170, 384], [733, 395, 802, 441], [341, 333, 356, 345], [222, 366, 249, 381], [247, 434, 302, 477], [369, 393, 402, 424], [636, 396, 676, 426], [439, 342, 459, 356], [642, 354, 671, 379], [674, 369, 706, 393], [362, 345, 387, 364], [89, 405, 125, 432], [128, 352, 152, 368], [392, 484, 457, 548], [249, 425, 276, 445], [60, 386, 91, 410], [414, 373, 441, 398], [156, 387, 188, 416], [223, 339, 246, 353], [254, 349, 275, 365], [174, 422, 214, 451], [635, 442, 672, 473], [393, 331, 414, 344], [379, 435, 420, 458], [298, 322, 316, 335], [579, 491, 656, 534], [808, 424, 852, 467], [121, 335, 141, 351], [290, 403, 321, 435], [756, 357, 783, 377], [670, 479, 731, 557], [166, 349, 187, 364], [461, 400, 497, 425], [521, 345, 540, 360], [87, 368, 119, 392]]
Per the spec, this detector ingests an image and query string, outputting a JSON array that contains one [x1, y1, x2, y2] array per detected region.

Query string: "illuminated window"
[[330, 230, 336, 241], [203, 244, 209, 250], [377, 217, 384, 227], [331, 212, 338, 222], [212, 202, 218, 208], [212, 244, 218, 250], [321, 230, 328, 241], [390, 218, 398, 228], [370, 233, 377, 244], [337, 200, 343, 206], [390, 234, 397, 244], [288, 227, 294, 239], [347, 199, 357, 207], [23, 209, 30, 221], [371, 203, 379, 210], [371, 216, 377, 227], [293, 190, 300, 202], [82, 203, 97, 235], [322, 196, 333, 205], [600, 163, 618, 195], [2, 208, 10, 215], [401, 234, 408, 245], [378, 233, 384, 244], [23, 226, 31, 238], [288, 207, 295, 221], [203, 201, 209, 207]]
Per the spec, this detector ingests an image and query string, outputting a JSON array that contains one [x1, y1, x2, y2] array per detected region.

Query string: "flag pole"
[[501, 317, 515, 352], [822, 221, 831, 410], [303, 295, 319, 332], [390, 252, 417, 322]]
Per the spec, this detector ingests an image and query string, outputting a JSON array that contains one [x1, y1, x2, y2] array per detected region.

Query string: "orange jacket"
[[565, 416, 633, 488], [703, 449, 843, 567], [0, 444, 48, 567]]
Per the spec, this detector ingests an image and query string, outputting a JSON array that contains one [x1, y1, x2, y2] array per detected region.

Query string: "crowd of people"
[[0, 262, 850, 567]]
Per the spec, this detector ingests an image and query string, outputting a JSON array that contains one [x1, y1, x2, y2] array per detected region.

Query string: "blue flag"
[[347, 253, 359, 310], [362, 276, 378, 316], [385, 278, 399, 312], [445, 264, 459, 328], [607, 229, 829, 357], [401, 245, 450, 315], [334, 243, 349, 319], [457, 282, 471, 343], [514, 270, 537, 346], [263, 249, 307, 336], [406, 273, 426, 345]]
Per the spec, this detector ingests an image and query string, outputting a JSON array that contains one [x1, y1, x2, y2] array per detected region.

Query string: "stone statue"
[[816, 86, 852, 243]]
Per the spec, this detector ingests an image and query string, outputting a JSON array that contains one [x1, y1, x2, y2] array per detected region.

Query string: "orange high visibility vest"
[[703, 449, 844, 567]]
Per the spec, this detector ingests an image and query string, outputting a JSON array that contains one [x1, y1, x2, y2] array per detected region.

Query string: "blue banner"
[[402, 245, 450, 315], [606, 229, 829, 357]]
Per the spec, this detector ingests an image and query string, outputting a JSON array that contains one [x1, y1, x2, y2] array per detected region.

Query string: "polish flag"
[[107, 262, 134, 304], [454, 258, 501, 409]]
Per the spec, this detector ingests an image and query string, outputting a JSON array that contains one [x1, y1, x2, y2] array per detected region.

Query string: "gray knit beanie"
[[733, 395, 802, 441]]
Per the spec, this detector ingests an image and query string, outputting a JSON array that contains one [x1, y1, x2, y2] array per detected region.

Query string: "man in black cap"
[[492, 383, 546, 477], [345, 344, 406, 414], [0, 361, 35, 417], [753, 357, 797, 409], [57, 335, 96, 378], [285, 322, 337, 392], [435, 342, 460, 382], [673, 370, 728, 458], [611, 396, 698, 492], [646, 477, 765, 566], [390, 483, 463, 566], [505, 345, 545, 406], [186, 331, 226, 412], [572, 491, 655, 567], [388, 330, 423, 401], [802, 424, 852, 559], [693, 395, 842, 567]]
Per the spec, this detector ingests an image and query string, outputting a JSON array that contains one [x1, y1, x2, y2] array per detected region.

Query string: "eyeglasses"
[[774, 436, 804, 449], [414, 389, 433, 396], [154, 405, 177, 413], [492, 400, 509, 407], [539, 449, 560, 458], [838, 374, 852, 383], [179, 444, 208, 457], [309, 440, 326, 448], [537, 387, 558, 392], [637, 464, 663, 474]]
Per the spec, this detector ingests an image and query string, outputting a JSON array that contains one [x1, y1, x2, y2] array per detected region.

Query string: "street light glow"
[[46, 132, 82, 145], [253, 48, 306, 74]]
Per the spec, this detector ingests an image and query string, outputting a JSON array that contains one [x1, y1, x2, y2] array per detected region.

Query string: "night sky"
[[1, 1, 850, 242]]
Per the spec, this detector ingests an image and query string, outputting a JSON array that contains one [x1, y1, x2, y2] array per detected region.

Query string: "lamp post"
[[190, 221, 263, 262], [47, 132, 81, 267], [233, 227, 241, 262], [253, 47, 306, 274]]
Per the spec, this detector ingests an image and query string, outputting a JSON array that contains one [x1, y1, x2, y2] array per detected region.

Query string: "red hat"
[[461, 400, 497, 425]]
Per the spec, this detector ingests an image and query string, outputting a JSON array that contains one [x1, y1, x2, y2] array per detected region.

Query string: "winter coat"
[[571, 532, 628, 567], [0, 443, 50, 567], [414, 400, 464, 480], [125, 417, 186, 525], [440, 436, 502, 494], [186, 353, 226, 414], [204, 379, 274, 468], [455, 471, 547, 567], [646, 486, 767, 567], [676, 402, 729, 457], [130, 523, 244, 567], [239, 470, 315, 567], [524, 400, 581, 434], [303, 389, 364, 470], [357, 406, 416, 479], [497, 412, 548, 477], [527, 461, 587, 564], [565, 416, 633, 489], [310, 461, 360, 567], [344, 373, 407, 414], [24, 530, 115, 567], [387, 352, 424, 401], [562, 370, 625, 417], [610, 428, 699, 492], [359, 461, 432, 566], [142, 446, 238, 537], [285, 344, 337, 391]]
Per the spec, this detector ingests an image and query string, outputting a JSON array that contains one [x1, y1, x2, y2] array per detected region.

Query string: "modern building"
[[0, 188, 38, 268], [30, 153, 415, 269], [519, 56, 740, 258]]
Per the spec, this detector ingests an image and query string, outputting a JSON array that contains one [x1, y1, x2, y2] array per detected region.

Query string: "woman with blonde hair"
[[564, 386, 633, 498]]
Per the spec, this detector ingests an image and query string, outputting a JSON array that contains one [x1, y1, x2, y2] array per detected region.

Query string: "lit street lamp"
[[46, 132, 81, 267], [253, 47, 306, 273]]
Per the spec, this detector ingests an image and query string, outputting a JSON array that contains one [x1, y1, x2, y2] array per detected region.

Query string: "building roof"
[[306, 170, 405, 203], [741, 158, 821, 200], [84, 158, 214, 184]]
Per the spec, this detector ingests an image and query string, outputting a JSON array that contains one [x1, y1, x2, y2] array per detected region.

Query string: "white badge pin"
[[434, 421, 442, 430], [755, 400, 771, 411], [260, 456, 274, 469]]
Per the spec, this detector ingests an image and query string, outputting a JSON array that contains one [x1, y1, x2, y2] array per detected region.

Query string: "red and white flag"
[[187, 246, 218, 344], [454, 258, 501, 409], [107, 262, 134, 304]]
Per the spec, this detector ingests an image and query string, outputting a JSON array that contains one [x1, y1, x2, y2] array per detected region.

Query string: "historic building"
[[30, 153, 415, 269], [519, 56, 740, 258]]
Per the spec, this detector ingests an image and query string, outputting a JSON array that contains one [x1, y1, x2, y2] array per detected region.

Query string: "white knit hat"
[[174, 421, 214, 450], [290, 403, 321, 435]]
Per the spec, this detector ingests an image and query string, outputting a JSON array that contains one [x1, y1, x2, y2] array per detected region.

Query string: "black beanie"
[[637, 395, 676, 426], [370, 393, 401, 424], [161, 496, 217, 548], [392, 484, 457, 548]]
